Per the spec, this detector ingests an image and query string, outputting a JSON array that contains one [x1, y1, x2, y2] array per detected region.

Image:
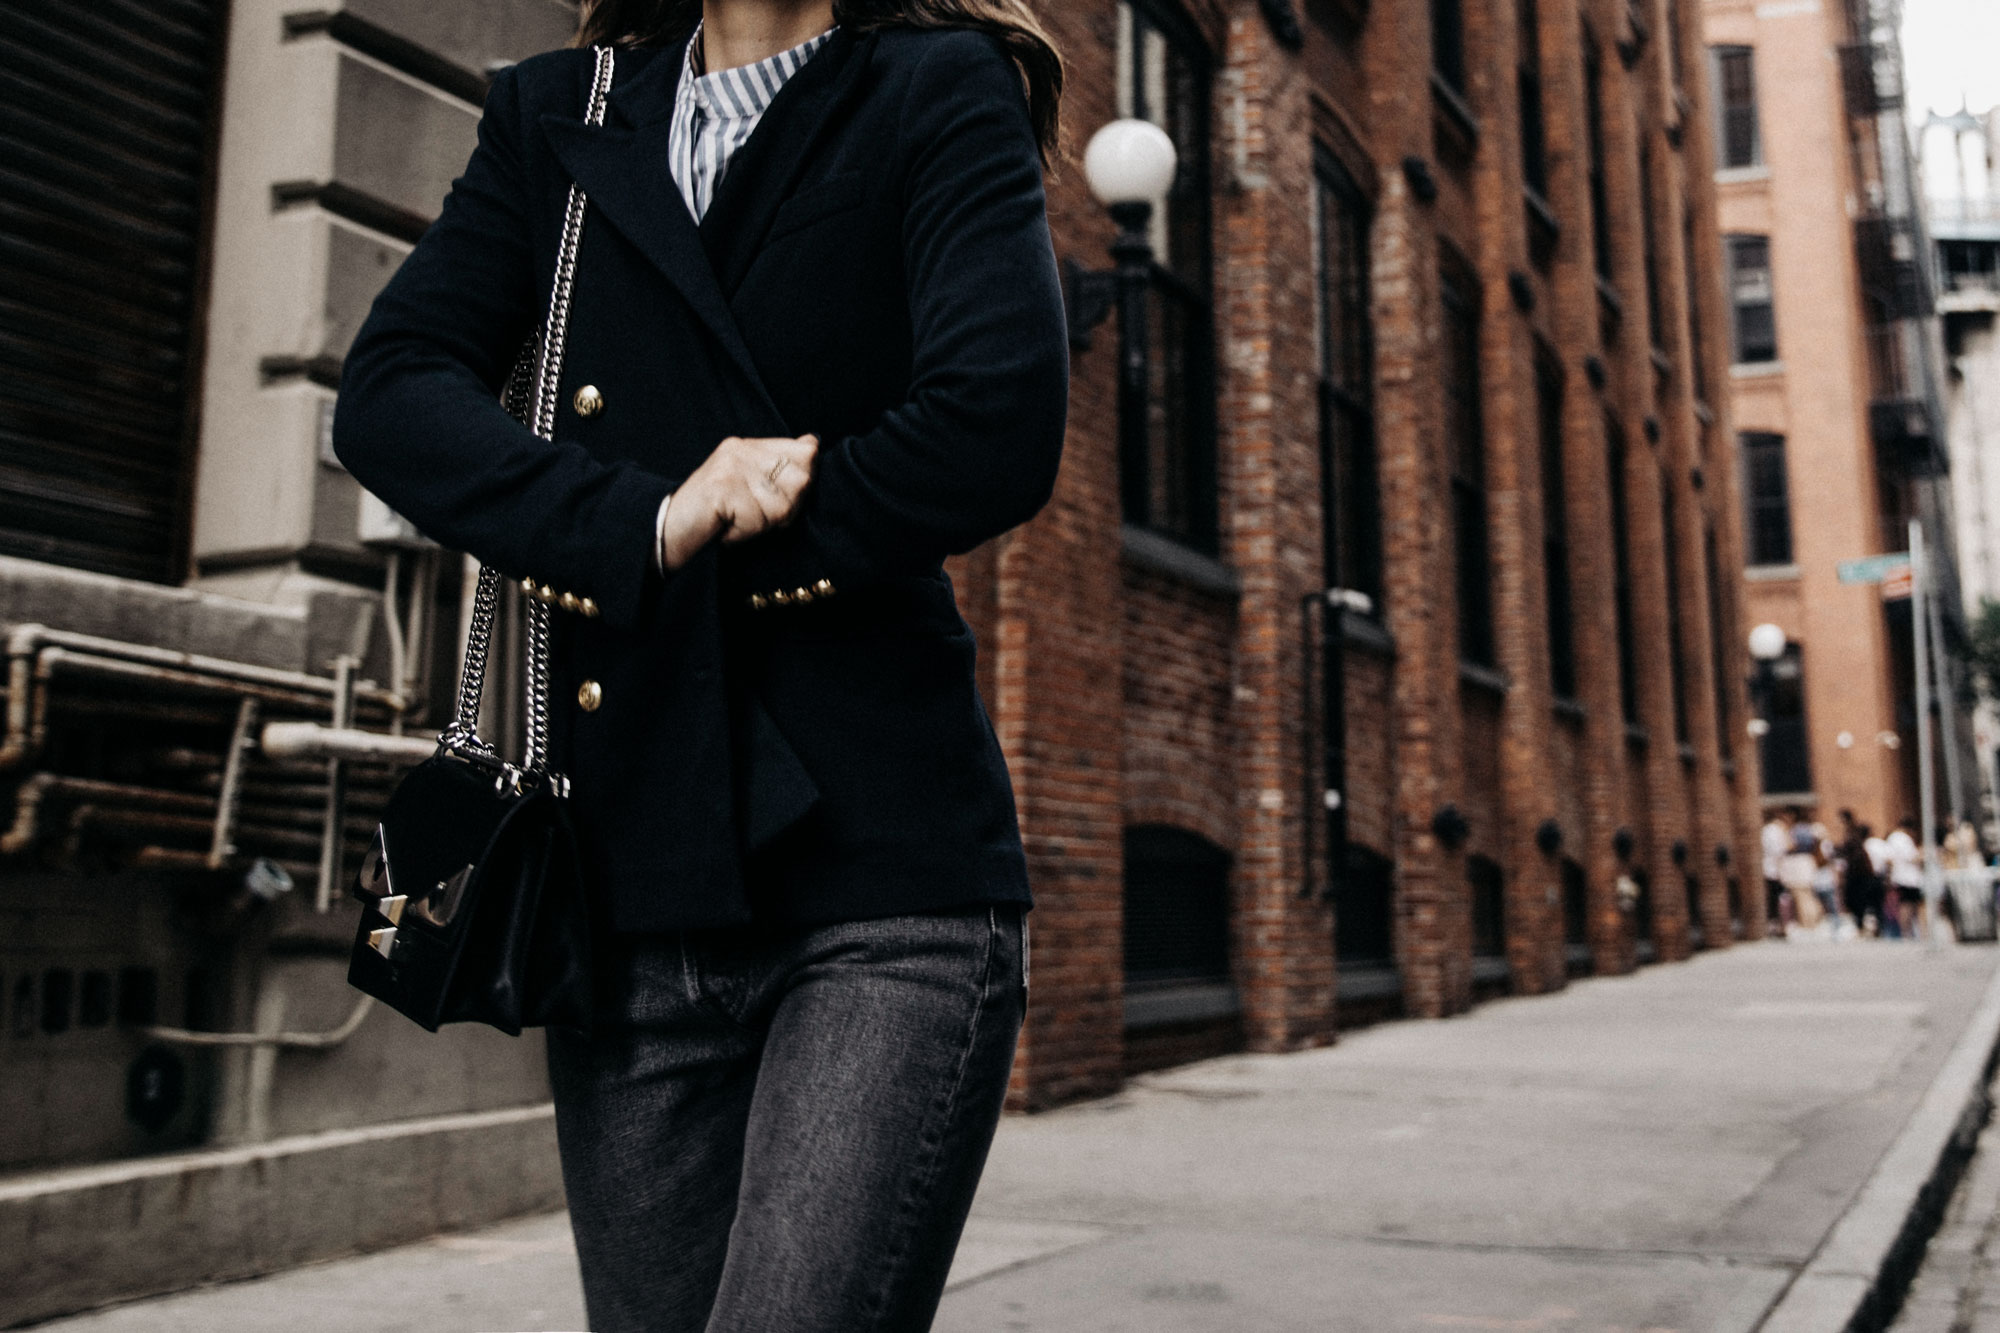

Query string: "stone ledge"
[[0, 1103, 562, 1328]]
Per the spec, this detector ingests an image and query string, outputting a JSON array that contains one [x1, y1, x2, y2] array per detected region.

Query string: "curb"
[[1757, 952, 2000, 1333]]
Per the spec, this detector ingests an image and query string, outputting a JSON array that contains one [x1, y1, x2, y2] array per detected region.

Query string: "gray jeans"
[[547, 905, 1026, 1332]]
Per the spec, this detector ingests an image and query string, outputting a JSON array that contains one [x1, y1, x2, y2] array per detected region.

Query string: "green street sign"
[[1837, 553, 1911, 585]]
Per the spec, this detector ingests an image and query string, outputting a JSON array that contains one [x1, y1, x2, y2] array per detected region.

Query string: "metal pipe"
[[210, 697, 259, 868], [8, 624, 400, 708], [317, 657, 357, 913], [1914, 519, 1942, 906], [2, 773, 215, 855], [260, 722, 436, 765]]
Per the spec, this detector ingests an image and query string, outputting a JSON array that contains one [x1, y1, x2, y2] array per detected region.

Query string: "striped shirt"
[[667, 22, 838, 224]]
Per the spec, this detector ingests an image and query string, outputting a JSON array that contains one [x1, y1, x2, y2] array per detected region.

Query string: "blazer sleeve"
[[332, 62, 673, 633], [723, 32, 1070, 601]]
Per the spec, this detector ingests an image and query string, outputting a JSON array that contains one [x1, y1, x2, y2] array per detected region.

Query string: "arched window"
[[1123, 825, 1231, 986], [1334, 843, 1396, 964]]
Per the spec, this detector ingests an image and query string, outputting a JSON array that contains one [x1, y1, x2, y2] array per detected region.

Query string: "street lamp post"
[[1063, 119, 1179, 523], [1746, 622, 1787, 749]]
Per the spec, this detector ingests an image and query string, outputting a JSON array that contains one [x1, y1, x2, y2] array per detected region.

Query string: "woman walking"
[[333, 0, 1068, 1327]]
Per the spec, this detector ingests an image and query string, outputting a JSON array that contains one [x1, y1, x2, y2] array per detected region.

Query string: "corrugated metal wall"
[[0, 0, 224, 582]]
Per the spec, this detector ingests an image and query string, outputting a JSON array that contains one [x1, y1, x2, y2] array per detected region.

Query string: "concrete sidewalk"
[[28, 941, 2000, 1332]]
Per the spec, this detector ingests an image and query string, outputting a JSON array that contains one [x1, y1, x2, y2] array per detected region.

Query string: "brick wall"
[[952, 0, 1758, 1105]]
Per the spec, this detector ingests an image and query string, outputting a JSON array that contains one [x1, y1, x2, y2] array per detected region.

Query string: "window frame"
[[1441, 253, 1496, 670], [1117, 0, 1221, 556], [1607, 414, 1640, 725], [1313, 146, 1384, 618], [1517, 0, 1551, 202], [1536, 348, 1578, 701], [1584, 30, 1615, 283], [1433, 0, 1469, 95], [1739, 430, 1794, 567], [1709, 45, 1763, 170], [1725, 232, 1779, 365]]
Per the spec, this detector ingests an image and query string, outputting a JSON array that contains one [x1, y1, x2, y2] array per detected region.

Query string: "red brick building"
[[953, 0, 1765, 1109]]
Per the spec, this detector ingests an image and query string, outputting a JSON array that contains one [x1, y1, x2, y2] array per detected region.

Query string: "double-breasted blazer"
[[333, 26, 1069, 932]]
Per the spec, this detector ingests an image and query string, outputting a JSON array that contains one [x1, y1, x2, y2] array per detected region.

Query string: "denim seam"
[[680, 933, 759, 1034], [858, 906, 999, 1327]]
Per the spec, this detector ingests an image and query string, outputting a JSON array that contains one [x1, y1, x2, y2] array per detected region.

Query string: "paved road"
[[33, 941, 1998, 1332]]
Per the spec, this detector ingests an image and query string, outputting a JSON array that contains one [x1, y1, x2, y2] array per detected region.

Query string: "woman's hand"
[[660, 434, 819, 572]]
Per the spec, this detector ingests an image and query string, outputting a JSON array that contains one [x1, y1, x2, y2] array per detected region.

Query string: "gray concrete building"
[[0, 3, 581, 1323], [1925, 104, 2000, 841]]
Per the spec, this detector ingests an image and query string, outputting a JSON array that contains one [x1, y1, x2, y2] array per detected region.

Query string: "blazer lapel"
[[538, 41, 789, 431], [699, 28, 877, 299]]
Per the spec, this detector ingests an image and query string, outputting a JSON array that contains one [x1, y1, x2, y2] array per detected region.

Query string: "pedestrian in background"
[[1887, 817, 1925, 940], [334, 0, 1070, 1326], [1763, 809, 1792, 934], [1838, 810, 1882, 937], [1780, 808, 1826, 934]]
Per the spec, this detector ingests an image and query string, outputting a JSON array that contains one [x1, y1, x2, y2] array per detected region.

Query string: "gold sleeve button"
[[572, 385, 604, 418], [749, 593, 769, 611], [579, 597, 600, 618], [559, 592, 581, 613], [537, 584, 557, 604], [793, 586, 814, 604], [814, 578, 835, 597], [577, 679, 603, 712], [771, 589, 792, 606]]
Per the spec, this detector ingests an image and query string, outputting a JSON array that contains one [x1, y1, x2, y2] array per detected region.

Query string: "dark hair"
[[573, 0, 1064, 168]]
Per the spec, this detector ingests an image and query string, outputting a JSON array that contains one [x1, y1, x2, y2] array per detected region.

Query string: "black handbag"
[[347, 46, 616, 1035]]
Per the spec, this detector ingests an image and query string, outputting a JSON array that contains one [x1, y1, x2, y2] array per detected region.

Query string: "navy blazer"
[[334, 27, 1069, 932]]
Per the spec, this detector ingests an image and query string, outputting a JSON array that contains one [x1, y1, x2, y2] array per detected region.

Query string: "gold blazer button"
[[559, 592, 581, 613], [577, 679, 603, 712], [572, 385, 605, 418]]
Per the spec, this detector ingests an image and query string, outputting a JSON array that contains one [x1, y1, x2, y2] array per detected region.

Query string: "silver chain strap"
[[441, 44, 616, 787]]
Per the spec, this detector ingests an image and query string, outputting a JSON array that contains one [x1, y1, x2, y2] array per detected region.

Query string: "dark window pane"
[[1518, 0, 1550, 197], [1641, 141, 1667, 351], [1120, 2, 1218, 553], [1433, 0, 1467, 91], [1607, 416, 1640, 724], [1316, 151, 1383, 613], [1335, 843, 1397, 963], [78, 971, 111, 1028], [41, 969, 73, 1035], [1662, 477, 1690, 743], [1538, 353, 1577, 698], [1684, 209, 1710, 402], [1728, 233, 1779, 364], [1586, 38, 1614, 280], [1740, 430, 1793, 565], [1705, 526, 1735, 760], [1470, 855, 1506, 958], [117, 967, 159, 1027], [1711, 46, 1761, 168], [1563, 859, 1590, 946], [1759, 644, 1813, 794], [1124, 825, 1233, 984], [1443, 259, 1495, 667]]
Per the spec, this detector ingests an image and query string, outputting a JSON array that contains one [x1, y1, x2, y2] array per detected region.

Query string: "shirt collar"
[[682, 20, 839, 119]]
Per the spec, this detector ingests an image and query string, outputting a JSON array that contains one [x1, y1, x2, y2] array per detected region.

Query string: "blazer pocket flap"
[[766, 173, 867, 241], [743, 697, 821, 852]]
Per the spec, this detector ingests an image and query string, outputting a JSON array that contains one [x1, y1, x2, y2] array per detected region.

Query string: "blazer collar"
[[698, 27, 874, 297], [538, 31, 874, 424]]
